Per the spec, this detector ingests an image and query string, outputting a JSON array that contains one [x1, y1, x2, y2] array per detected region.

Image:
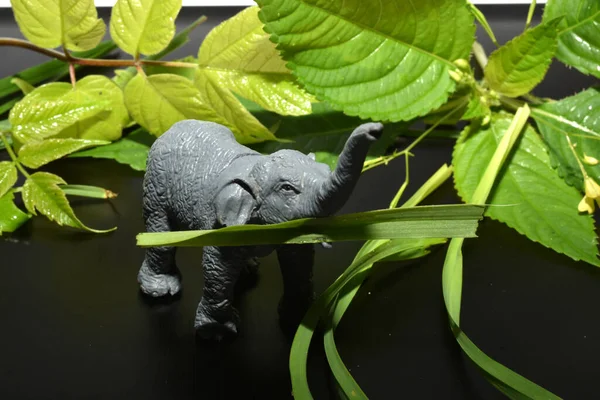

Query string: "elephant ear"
[[215, 180, 257, 227]]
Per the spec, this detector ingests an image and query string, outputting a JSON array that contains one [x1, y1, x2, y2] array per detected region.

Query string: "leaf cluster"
[[1, 0, 599, 398]]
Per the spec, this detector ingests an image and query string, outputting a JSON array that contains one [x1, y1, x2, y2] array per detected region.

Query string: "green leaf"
[[18, 138, 109, 169], [462, 95, 490, 121], [10, 75, 128, 143], [10, 78, 34, 95], [10, 0, 105, 51], [250, 102, 404, 170], [543, 0, 600, 78], [0, 161, 17, 198], [124, 73, 225, 137], [9, 82, 107, 143], [534, 88, 600, 191], [137, 204, 484, 248], [110, 0, 182, 56], [0, 40, 117, 100], [60, 184, 117, 199], [484, 18, 561, 97], [256, 0, 475, 122], [70, 128, 152, 171], [22, 172, 115, 233], [194, 69, 277, 143], [112, 16, 206, 89], [59, 76, 129, 141], [0, 191, 30, 233], [198, 6, 314, 116], [453, 115, 600, 266]]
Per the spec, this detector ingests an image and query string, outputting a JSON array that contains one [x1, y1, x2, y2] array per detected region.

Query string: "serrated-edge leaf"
[[110, 0, 182, 56], [256, 0, 475, 122], [198, 6, 314, 116], [69, 128, 151, 171], [543, 0, 600, 78], [484, 18, 560, 97], [10, 0, 106, 51], [60, 75, 129, 141], [18, 138, 109, 169], [9, 75, 127, 142], [22, 172, 115, 233], [0, 190, 30, 233], [453, 116, 600, 266], [9, 81, 106, 142], [534, 88, 600, 191], [0, 161, 17, 198], [194, 69, 276, 144], [125, 73, 226, 136]]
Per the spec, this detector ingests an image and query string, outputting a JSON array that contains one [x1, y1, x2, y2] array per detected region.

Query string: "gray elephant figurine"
[[138, 119, 383, 339]]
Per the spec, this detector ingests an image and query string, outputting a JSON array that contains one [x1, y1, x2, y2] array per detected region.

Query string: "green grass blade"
[[324, 165, 455, 398], [0, 40, 116, 100], [401, 164, 454, 209], [0, 98, 18, 116], [452, 322, 561, 399], [324, 299, 368, 399], [136, 205, 484, 248], [290, 238, 433, 399], [295, 164, 460, 398], [443, 105, 559, 398]]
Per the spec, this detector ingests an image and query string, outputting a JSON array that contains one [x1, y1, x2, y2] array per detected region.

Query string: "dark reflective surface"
[[1, 6, 599, 400]]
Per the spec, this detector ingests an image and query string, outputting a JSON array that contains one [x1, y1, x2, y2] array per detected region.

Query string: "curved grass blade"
[[322, 164, 454, 399], [443, 105, 559, 398], [136, 204, 483, 248]]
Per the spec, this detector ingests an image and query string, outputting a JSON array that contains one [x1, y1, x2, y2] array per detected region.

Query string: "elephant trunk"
[[315, 123, 383, 216]]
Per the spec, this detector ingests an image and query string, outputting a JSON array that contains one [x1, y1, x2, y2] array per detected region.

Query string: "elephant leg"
[[138, 210, 182, 297], [277, 244, 316, 329], [195, 245, 245, 340]]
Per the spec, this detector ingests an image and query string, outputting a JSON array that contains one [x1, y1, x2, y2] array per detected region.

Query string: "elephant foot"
[[194, 301, 240, 341], [138, 261, 182, 297]]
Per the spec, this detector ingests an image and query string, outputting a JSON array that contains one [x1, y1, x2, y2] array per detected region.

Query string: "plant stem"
[[0, 33, 202, 69], [64, 49, 76, 86], [472, 42, 488, 71], [525, 0, 537, 31], [362, 100, 468, 172], [0, 132, 29, 178], [471, 104, 530, 204], [565, 135, 588, 178]]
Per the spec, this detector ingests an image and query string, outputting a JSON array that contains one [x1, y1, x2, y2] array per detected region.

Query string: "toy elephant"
[[138, 119, 383, 339]]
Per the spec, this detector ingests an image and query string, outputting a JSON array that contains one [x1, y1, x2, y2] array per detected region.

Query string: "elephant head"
[[214, 122, 384, 227]]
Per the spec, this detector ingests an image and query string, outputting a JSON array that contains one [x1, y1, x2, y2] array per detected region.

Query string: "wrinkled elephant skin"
[[139, 120, 383, 340]]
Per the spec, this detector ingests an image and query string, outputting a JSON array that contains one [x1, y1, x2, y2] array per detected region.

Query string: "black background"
[[1, 5, 599, 400]]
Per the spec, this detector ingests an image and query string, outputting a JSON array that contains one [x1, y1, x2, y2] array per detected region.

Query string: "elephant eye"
[[280, 183, 298, 193]]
